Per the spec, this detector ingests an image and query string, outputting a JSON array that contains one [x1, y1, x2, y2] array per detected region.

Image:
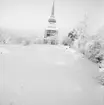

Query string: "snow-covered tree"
[[64, 14, 89, 53], [84, 40, 104, 63], [73, 14, 88, 51], [62, 14, 88, 48], [62, 36, 72, 46], [84, 24, 104, 64]]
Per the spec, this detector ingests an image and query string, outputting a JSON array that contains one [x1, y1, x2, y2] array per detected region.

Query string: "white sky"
[[0, 0, 104, 37]]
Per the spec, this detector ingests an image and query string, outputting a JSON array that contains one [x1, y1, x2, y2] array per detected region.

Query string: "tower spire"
[[44, 0, 58, 40], [51, 0, 55, 17], [48, 0, 56, 23]]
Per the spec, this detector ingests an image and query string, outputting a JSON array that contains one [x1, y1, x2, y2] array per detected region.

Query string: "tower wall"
[[44, 1, 58, 44]]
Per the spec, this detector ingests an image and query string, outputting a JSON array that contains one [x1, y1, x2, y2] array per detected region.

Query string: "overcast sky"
[[0, 0, 104, 37]]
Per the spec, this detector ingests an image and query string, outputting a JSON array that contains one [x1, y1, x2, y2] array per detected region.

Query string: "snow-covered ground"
[[0, 44, 104, 105]]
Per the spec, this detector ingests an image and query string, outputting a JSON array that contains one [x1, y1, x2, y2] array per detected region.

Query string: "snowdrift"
[[0, 45, 103, 105]]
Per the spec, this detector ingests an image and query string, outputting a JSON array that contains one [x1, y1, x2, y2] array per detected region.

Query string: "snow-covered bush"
[[35, 38, 44, 44], [43, 38, 48, 44], [68, 29, 78, 41], [62, 36, 72, 46], [62, 29, 79, 47], [84, 40, 104, 63], [96, 73, 104, 85], [73, 35, 88, 54], [23, 40, 31, 46]]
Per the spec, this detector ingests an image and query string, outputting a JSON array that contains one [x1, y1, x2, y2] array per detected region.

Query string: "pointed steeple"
[[48, 0, 56, 23], [51, 0, 55, 17]]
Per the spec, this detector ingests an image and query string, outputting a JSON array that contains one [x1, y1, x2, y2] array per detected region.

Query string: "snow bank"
[[0, 47, 10, 54], [0, 45, 102, 105]]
